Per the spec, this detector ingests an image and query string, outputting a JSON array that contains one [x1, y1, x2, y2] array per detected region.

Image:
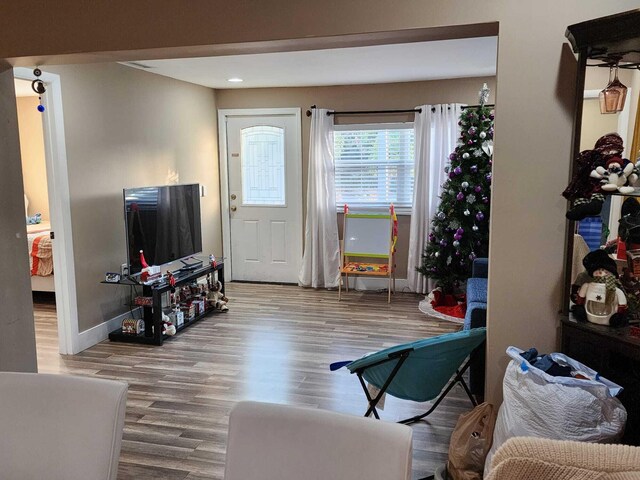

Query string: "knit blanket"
[[28, 231, 53, 277]]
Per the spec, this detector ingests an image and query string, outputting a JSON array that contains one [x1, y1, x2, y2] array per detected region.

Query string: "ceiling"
[[14, 78, 38, 97], [123, 36, 498, 89]]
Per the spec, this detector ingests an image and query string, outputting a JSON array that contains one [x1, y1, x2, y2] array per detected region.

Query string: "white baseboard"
[[77, 308, 142, 352], [344, 277, 412, 292]]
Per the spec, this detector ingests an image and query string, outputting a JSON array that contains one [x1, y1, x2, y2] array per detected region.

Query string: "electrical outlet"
[[121, 263, 129, 276]]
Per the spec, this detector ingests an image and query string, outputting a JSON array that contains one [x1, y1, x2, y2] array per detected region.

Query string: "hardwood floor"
[[34, 283, 467, 479]]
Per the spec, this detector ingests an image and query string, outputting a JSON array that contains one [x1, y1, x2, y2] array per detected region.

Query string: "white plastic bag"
[[484, 346, 627, 477]]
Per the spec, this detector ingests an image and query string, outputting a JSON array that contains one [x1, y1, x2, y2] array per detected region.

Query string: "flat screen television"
[[124, 184, 202, 274]]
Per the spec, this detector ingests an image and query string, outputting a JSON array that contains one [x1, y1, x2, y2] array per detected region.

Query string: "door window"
[[241, 125, 286, 206]]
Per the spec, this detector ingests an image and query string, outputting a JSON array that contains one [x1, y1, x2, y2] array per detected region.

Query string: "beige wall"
[[0, 68, 37, 371], [16, 96, 49, 221], [217, 77, 497, 278], [44, 63, 221, 333], [2, 0, 640, 402]]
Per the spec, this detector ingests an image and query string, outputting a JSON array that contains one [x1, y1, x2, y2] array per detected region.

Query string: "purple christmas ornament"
[[428, 233, 436, 242], [467, 140, 474, 145], [474, 185, 482, 193], [454, 233, 461, 241], [456, 227, 464, 235], [454, 166, 462, 175], [483, 196, 489, 204], [470, 165, 478, 173], [476, 212, 484, 221], [456, 192, 465, 201], [468, 127, 477, 135], [440, 239, 448, 247], [449, 152, 457, 161], [448, 171, 455, 179]]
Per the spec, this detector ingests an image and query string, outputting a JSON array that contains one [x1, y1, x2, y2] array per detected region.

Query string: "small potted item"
[[574, 249, 627, 326]]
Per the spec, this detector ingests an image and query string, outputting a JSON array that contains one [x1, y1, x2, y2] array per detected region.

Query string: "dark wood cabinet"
[[561, 10, 640, 446]]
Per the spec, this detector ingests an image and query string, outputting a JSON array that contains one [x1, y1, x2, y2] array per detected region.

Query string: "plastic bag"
[[484, 346, 627, 477], [447, 402, 496, 480]]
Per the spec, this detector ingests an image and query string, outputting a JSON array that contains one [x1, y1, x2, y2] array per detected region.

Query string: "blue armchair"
[[465, 258, 488, 398]]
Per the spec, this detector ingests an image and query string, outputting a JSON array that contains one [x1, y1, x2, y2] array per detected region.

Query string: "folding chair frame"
[[353, 342, 485, 424]]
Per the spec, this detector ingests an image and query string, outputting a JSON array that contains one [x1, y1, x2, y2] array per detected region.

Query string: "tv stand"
[[107, 262, 224, 346], [179, 257, 203, 271]]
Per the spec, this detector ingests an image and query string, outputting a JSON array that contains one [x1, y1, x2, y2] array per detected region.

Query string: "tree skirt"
[[418, 289, 466, 324]]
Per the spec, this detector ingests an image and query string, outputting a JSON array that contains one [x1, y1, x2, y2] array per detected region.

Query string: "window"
[[241, 125, 286, 206], [334, 123, 415, 212]]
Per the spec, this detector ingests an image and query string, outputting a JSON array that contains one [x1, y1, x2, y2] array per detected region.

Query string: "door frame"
[[218, 108, 303, 280], [14, 67, 80, 355]]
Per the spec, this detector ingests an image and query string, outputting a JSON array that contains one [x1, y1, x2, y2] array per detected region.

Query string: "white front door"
[[224, 111, 302, 282]]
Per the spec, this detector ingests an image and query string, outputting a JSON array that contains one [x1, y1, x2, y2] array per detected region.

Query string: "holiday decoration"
[[31, 68, 46, 112], [562, 133, 634, 220], [572, 250, 627, 326], [418, 85, 493, 293]]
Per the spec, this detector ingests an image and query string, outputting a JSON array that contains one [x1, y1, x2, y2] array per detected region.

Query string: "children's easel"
[[339, 205, 397, 303]]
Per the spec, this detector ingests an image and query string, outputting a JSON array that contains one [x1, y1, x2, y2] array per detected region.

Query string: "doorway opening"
[[13, 68, 79, 359]]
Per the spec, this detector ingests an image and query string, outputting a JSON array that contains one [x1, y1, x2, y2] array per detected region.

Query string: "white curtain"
[[407, 103, 463, 294], [299, 108, 340, 288]]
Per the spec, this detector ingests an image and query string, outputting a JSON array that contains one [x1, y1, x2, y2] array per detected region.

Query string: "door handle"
[[230, 205, 237, 212], [230, 194, 237, 200]]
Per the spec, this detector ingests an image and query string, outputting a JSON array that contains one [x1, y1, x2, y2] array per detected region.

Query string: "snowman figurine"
[[590, 156, 637, 194], [574, 250, 627, 326]]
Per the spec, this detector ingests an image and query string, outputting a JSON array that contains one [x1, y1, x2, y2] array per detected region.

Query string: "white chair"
[[0, 372, 128, 480], [224, 401, 413, 480]]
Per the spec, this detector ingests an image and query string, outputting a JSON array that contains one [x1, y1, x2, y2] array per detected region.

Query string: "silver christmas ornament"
[[472, 225, 479, 231], [462, 152, 470, 159], [462, 181, 469, 189], [479, 131, 487, 139], [453, 240, 460, 247], [464, 209, 471, 216]]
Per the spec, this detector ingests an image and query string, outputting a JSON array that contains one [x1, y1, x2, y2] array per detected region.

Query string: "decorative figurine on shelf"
[[161, 312, 177, 336], [206, 280, 229, 311], [209, 254, 217, 268], [562, 133, 629, 220], [139, 250, 161, 283], [573, 249, 628, 327], [590, 156, 638, 194]]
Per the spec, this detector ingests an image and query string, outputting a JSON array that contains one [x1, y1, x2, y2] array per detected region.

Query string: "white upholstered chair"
[[0, 372, 128, 480], [224, 401, 413, 480]]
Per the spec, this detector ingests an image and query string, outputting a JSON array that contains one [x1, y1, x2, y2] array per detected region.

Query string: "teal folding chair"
[[331, 328, 486, 424]]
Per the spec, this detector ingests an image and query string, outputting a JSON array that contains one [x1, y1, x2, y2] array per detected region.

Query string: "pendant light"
[[599, 61, 627, 114]]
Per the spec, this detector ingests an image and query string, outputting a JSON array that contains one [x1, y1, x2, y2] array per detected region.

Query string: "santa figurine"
[[573, 249, 628, 327]]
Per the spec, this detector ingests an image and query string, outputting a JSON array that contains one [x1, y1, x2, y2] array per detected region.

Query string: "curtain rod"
[[305, 105, 421, 117], [305, 104, 495, 117]]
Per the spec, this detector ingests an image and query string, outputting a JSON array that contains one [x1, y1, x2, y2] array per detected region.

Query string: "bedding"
[[28, 224, 53, 277]]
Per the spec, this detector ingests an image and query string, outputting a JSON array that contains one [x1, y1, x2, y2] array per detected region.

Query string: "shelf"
[[108, 328, 159, 345], [106, 262, 225, 346]]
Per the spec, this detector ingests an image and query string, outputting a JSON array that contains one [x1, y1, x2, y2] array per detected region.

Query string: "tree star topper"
[[479, 83, 490, 106]]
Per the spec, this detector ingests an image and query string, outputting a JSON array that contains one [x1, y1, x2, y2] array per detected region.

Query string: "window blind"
[[334, 124, 415, 211]]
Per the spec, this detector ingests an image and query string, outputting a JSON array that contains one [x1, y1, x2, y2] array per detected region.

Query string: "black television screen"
[[124, 184, 202, 274]]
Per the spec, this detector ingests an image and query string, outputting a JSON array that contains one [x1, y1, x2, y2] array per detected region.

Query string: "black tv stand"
[[106, 262, 224, 346], [179, 258, 203, 271]]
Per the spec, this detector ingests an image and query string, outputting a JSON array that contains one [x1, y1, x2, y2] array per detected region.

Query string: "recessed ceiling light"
[[227, 77, 243, 83]]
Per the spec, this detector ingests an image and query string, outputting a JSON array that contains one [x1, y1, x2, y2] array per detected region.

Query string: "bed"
[[27, 221, 55, 292]]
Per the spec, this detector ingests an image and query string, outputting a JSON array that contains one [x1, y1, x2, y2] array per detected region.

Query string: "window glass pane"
[[334, 125, 415, 210], [241, 125, 285, 206]]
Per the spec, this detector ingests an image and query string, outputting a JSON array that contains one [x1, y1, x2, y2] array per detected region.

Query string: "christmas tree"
[[417, 86, 494, 294]]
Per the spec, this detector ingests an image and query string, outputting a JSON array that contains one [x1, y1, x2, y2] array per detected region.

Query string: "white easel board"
[[343, 214, 391, 257]]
